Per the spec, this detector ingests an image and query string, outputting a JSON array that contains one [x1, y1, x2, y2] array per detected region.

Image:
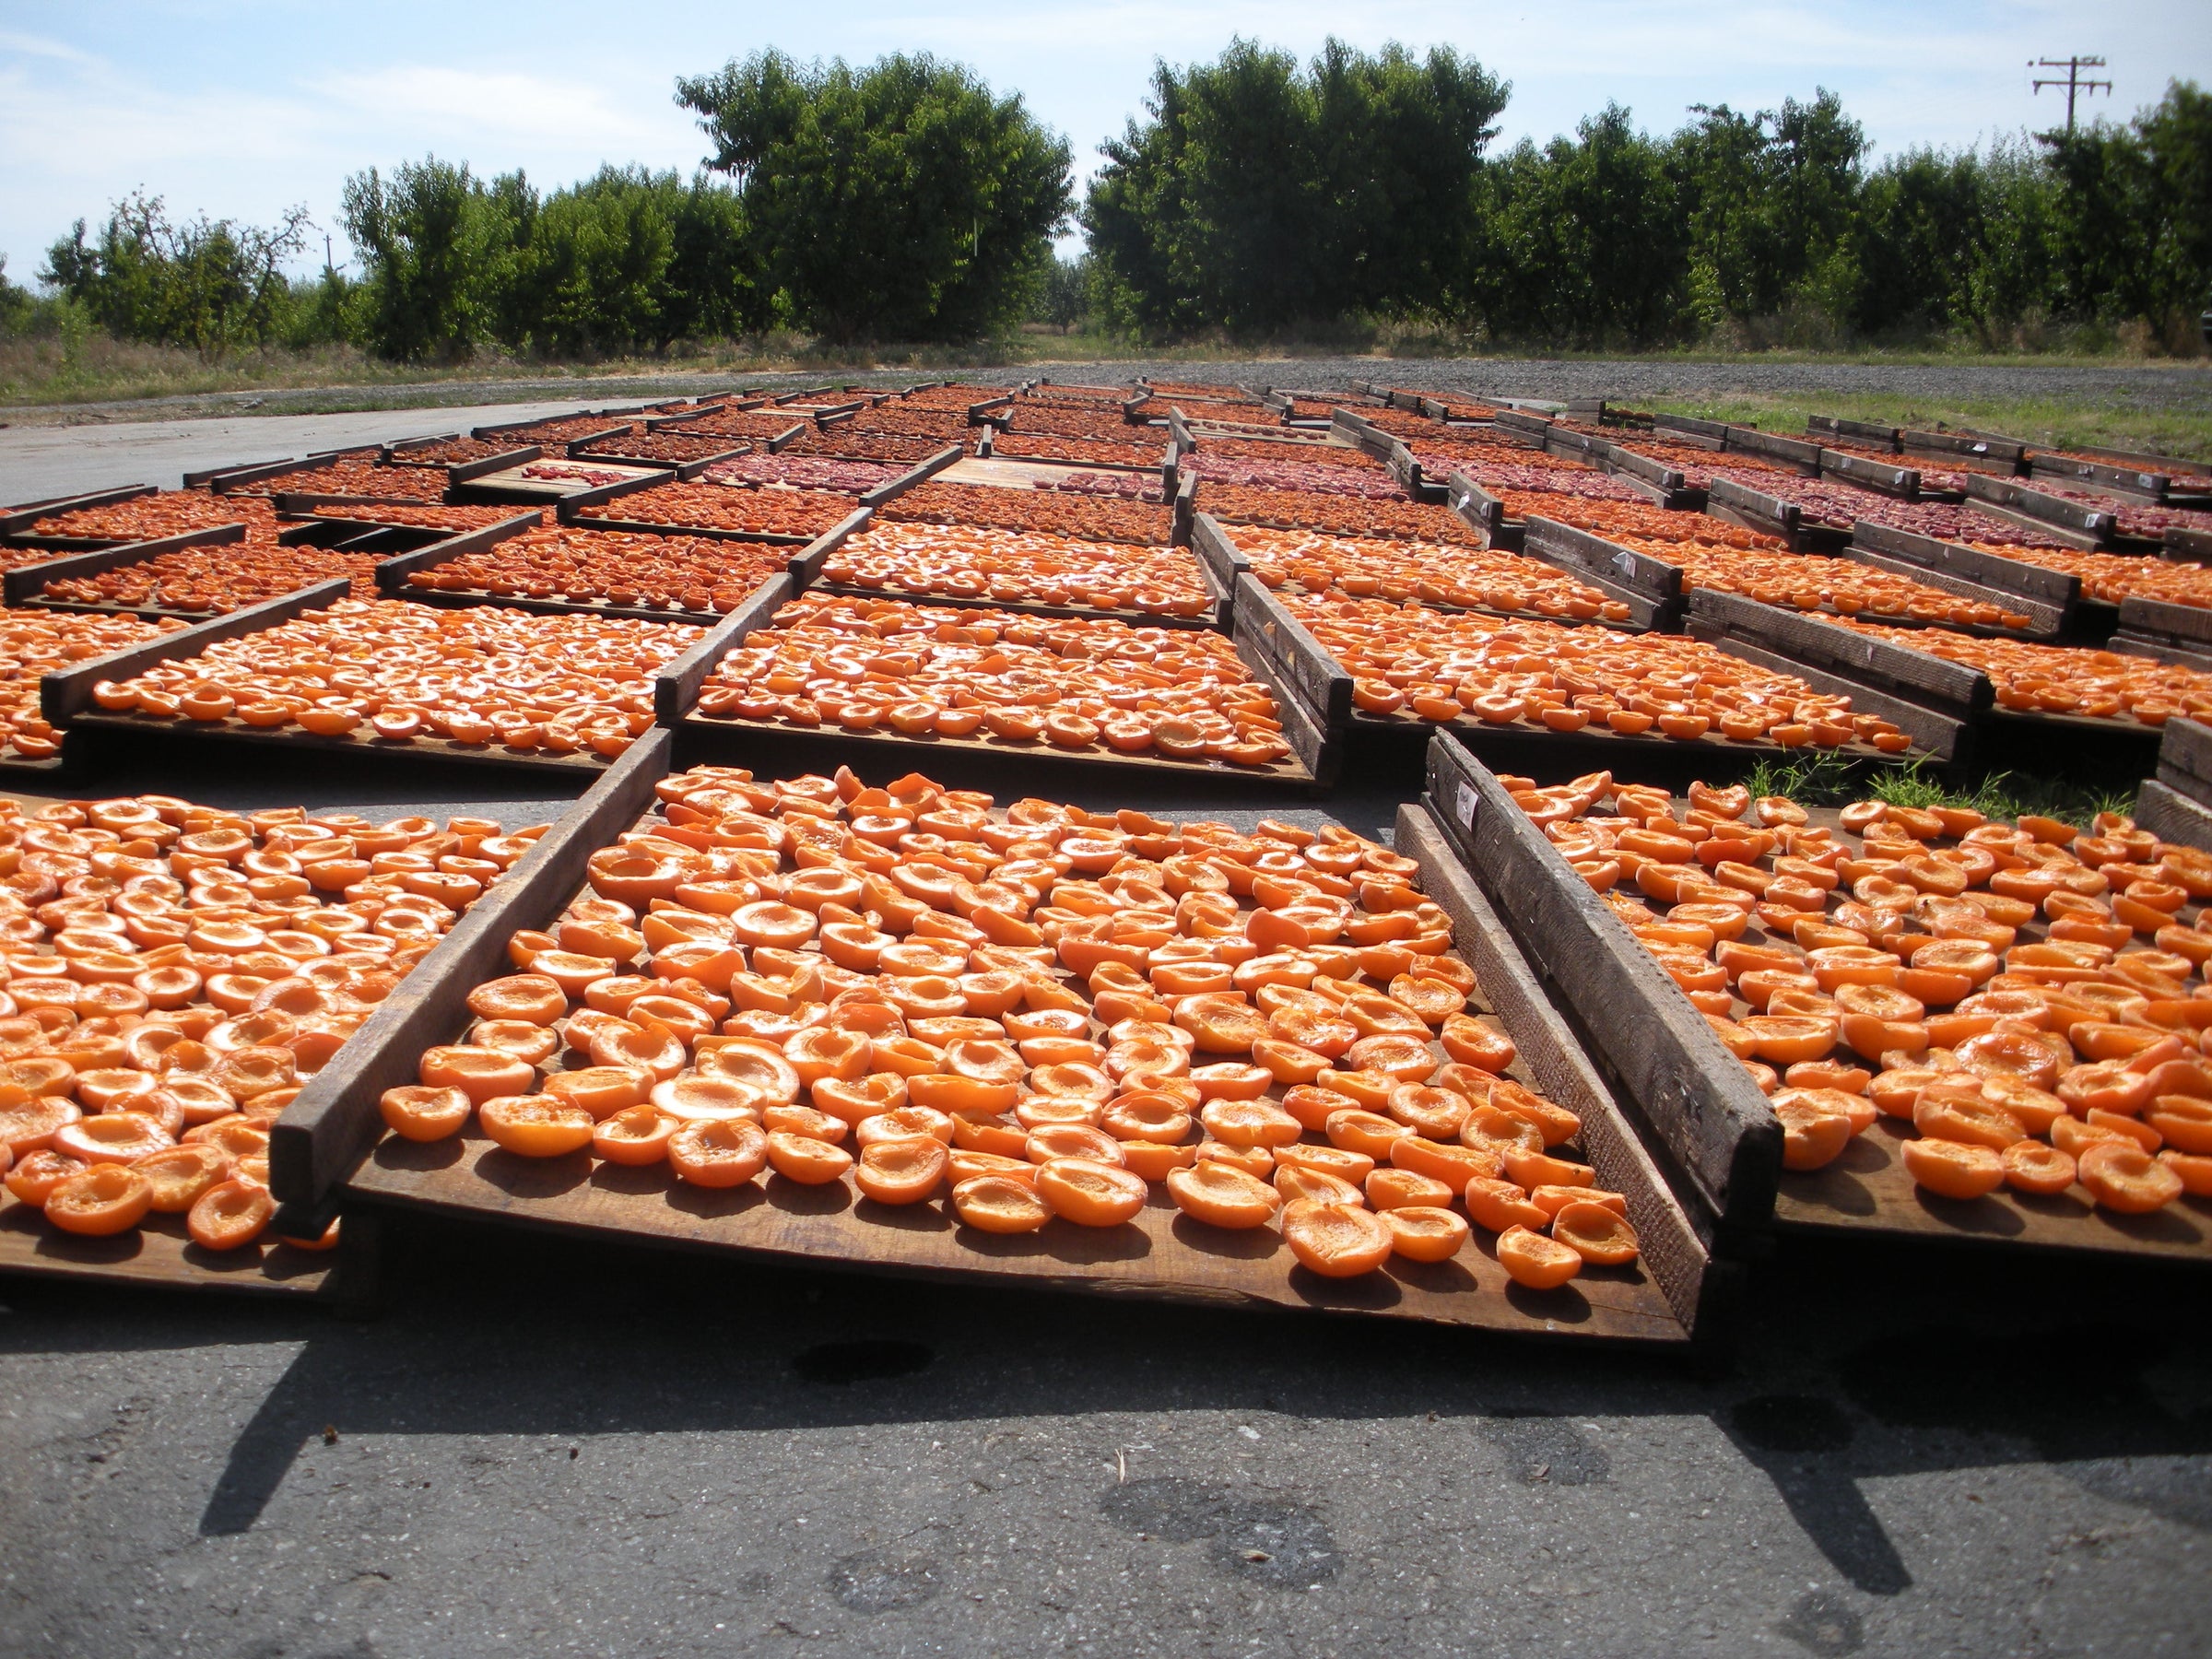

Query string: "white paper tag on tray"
[[1455, 779, 1478, 837]]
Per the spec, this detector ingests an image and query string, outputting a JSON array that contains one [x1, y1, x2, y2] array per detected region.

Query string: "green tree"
[[1476, 105, 1692, 346], [1030, 253, 1091, 332], [2132, 80, 2212, 339], [340, 158, 527, 361], [39, 193, 311, 359], [1083, 38, 1505, 335], [0, 256, 34, 336], [1672, 90, 1868, 328], [677, 50, 1071, 342]]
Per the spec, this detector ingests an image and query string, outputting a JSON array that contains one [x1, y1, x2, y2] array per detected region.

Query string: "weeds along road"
[[4, 356, 2208, 501]]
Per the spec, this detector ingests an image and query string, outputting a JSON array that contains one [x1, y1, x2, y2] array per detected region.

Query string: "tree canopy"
[[677, 50, 1072, 343]]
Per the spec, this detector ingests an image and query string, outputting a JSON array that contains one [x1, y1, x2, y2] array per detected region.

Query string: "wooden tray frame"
[[0, 485, 159, 536], [0, 1193, 373, 1303], [41, 575, 641, 779], [269, 732, 1716, 1346], [1849, 521, 2082, 618], [1686, 589, 2169, 773], [1428, 733, 2212, 1267], [655, 571, 1334, 791]]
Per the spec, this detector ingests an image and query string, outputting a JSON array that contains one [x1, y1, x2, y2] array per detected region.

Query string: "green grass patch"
[[1645, 385, 2212, 464]]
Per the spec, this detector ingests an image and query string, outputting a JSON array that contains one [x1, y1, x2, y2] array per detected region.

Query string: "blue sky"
[[3, 0, 2206, 282]]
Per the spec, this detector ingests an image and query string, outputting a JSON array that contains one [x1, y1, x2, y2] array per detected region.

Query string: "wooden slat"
[[651, 574, 795, 723], [0, 484, 159, 536], [0, 1202, 338, 1298], [1691, 629, 1966, 760], [1231, 573, 1350, 730], [1821, 450, 1918, 498], [1707, 476, 1804, 538], [2030, 455, 2170, 502], [2116, 595, 2212, 648], [269, 730, 674, 1219], [1808, 416, 1900, 449], [1594, 441, 1686, 493], [41, 577, 352, 723], [1850, 521, 2081, 609], [371, 512, 545, 594], [1724, 428, 1820, 473], [2, 524, 246, 606], [1395, 804, 1727, 1341], [1423, 735, 1783, 1226], [2135, 778, 2212, 853], [2154, 709, 2212, 794], [534, 471, 669, 519], [2168, 528, 2212, 566], [1899, 428, 2026, 469], [1524, 516, 1684, 608], [1189, 512, 1252, 614], [1687, 589, 1992, 714], [1491, 410, 1552, 442], [1962, 472, 2117, 540], [1840, 548, 2066, 639], [1444, 471, 1503, 536], [858, 445, 962, 510], [783, 507, 875, 586], [1654, 413, 1731, 444], [449, 446, 543, 482]]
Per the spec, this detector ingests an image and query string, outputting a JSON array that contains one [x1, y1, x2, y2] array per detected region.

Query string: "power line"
[[2030, 55, 2112, 137]]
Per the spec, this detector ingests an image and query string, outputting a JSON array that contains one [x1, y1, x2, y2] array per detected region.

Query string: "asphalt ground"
[[0, 394, 2207, 1658]]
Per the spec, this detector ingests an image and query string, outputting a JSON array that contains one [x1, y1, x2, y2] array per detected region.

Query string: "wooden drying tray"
[[41, 577, 622, 779], [1200, 510, 1648, 639], [1688, 588, 2163, 775], [654, 574, 1329, 794], [1427, 734, 2212, 1267], [1264, 583, 1933, 771], [799, 513, 1227, 634], [0, 1200, 365, 1301], [0, 484, 159, 539], [271, 733, 1712, 1346], [376, 510, 785, 629]]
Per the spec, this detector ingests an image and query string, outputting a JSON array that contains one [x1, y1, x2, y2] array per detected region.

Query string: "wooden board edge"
[[42, 577, 353, 724], [1425, 735, 1785, 1228], [1396, 805, 1713, 1343], [1693, 630, 1962, 762], [270, 729, 676, 1218]]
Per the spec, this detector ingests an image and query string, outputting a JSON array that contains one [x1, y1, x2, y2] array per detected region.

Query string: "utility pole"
[[2030, 55, 2112, 136]]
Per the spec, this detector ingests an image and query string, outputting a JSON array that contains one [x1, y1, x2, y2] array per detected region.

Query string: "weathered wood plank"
[[42, 577, 353, 723], [1396, 805, 1725, 1341], [2, 524, 246, 606], [1850, 520, 2081, 609], [1840, 548, 2066, 639], [857, 445, 963, 510], [2136, 777, 2212, 853], [1423, 735, 1784, 1226], [650, 573, 795, 723], [269, 730, 674, 1218], [1962, 472, 2117, 541], [1688, 627, 1968, 760], [371, 512, 545, 594], [0, 484, 159, 535], [2117, 595, 2212, 648], [1820, 450, 1919, 498], [1231, 572, 1352, 731], [1688, 588, 1992, 713]]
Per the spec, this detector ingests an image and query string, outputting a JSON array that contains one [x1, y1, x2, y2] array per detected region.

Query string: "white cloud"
[[309, 65, 693, 155], [0, 29, 97, 65]]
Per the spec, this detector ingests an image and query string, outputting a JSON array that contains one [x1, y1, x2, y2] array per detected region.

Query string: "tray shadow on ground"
[[53, 1218, 2188, 1587]]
